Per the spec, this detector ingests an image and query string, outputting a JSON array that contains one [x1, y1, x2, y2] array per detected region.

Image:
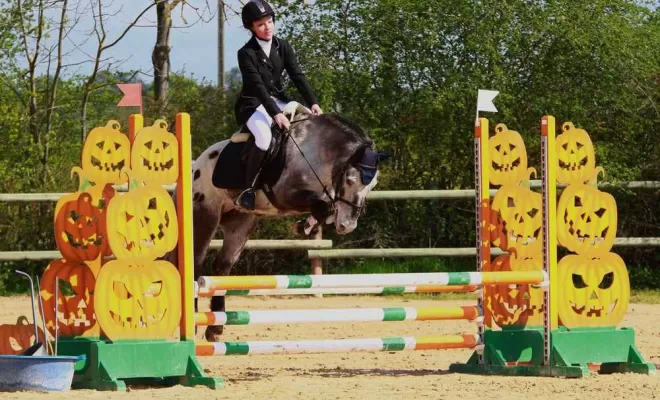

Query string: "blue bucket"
[[0, 354, 85, 392]]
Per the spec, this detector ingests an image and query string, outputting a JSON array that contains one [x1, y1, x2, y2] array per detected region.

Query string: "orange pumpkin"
[[131, 120, 179, 185], [557, 253, 629, 329], [488, 124, 533, 186], [489, 184, 543, 259], [106, 179, 179, 260], [94, 260, 181, 340], [485, 255, 544, 328], [81, 120, 131, 184], [556, 122, 599, 186], [54, 180, 115, 262], [0, 316, 46, 355], [40, 259, 100, 338], [557, 183, 617, 256]]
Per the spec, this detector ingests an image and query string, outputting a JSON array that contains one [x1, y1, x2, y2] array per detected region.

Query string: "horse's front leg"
[[204, 210, 259, 342], [291, 199, 334, 236]]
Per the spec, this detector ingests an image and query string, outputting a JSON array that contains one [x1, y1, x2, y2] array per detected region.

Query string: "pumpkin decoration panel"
[[0, 316, 46, 355], [81, 121, 131, 185], [107, 183, 179, 260], [555, 122, 598, 186], [557, 253, 630, 329], [54, 183, 115, 262], [489, 184, 543, 259], [40, 259, 100, 338], [485, 255, 544, 328], [94, 260, 182, 340], [488, 123, 533, 187], [557, 183, 617, 257], [131, 120, 180, 186]]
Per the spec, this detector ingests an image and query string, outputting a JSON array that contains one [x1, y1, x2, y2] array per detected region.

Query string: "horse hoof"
[[205, 325, 224, 342]]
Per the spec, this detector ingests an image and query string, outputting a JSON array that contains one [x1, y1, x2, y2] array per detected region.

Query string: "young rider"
[[234, 0, 323, 210]]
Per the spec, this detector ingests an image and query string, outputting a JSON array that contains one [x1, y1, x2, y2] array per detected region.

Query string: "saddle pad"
[[211, 141, 247, 190]]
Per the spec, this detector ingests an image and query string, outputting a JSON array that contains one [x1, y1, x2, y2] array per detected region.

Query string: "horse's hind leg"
[[205, 210, 259, 342]]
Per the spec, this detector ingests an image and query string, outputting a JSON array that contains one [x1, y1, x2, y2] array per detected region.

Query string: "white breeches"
[[247, 97, 290, 151]]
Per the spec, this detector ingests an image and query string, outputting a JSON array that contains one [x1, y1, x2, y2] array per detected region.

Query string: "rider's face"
[[252, 16, 274, 41]]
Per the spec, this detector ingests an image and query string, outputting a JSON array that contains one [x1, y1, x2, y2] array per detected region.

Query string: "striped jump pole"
[[194, 283, 479, 298], [198, 271, 546, 291], [196, 334, 480, 356], [195, 305, 481, 326]]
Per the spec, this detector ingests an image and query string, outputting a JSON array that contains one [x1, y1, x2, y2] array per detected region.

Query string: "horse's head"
[[332, 147, 389, 235]]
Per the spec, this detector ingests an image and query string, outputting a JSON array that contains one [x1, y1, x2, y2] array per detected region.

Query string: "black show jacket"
[[234, 35, 318, 126]]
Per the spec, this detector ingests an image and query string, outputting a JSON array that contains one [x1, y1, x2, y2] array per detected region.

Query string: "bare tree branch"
[[102, 1, 162, 50], [16, 1, 32, 66]]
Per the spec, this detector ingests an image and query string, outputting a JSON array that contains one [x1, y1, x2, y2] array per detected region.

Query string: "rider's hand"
[[311, 104, 323, 115], [274, 113, 290, 131]]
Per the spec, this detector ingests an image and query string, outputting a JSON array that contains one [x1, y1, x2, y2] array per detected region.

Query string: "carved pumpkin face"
[[486, 255, 544, 328], [40, 259, 100, 338], [556, 122, 597, 185], [0, 316, 45, 355], [81, 121, 131, 185], [489, 124, 531, 186], [131, 120, 179, 185], [558, 253, 629, 328], [107, 183, 179, 260], [557, 184, 617, 256], [54, 183, 115, 262], [489, 185, 543, 258], [94, 260, 181, 340]]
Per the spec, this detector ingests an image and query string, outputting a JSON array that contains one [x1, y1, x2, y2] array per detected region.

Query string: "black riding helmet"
[[241, 0, 276, 29]]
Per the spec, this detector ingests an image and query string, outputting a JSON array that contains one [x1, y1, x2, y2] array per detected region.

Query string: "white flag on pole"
[[477, 89, 499, 113]]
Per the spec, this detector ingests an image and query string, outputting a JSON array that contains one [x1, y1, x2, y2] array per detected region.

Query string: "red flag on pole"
[[117, 83, 143, 115]]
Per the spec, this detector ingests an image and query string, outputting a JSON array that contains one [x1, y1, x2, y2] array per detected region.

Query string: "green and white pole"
[[196, 334, 480, 356], [195, 306, 481, 326], [198, 271, 546, 292], [194, 282, 478, 298]]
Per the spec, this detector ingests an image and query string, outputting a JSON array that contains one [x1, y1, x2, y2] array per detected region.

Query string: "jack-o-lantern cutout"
[[40, 259, 100, 338], [131, 120, 179, 185], [556, 122, 600, 185], [489, 185, 543, 258], [94, 260, 182, 340], [54, 177, 115, 262], [0, 316, 45, 355], [81, 121, 131, 185], [558, 253, 629, 328], [107, 179, 179, 260], [557, 183, 617, 256], [489, 124, 534, 186], [486, 255, 544, 328]]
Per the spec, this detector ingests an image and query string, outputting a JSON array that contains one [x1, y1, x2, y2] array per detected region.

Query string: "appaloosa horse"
[[188, 105, 387, 341]]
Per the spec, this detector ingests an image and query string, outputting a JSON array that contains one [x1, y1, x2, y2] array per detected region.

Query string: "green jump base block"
[[449, 326, 656, 378], [55, 338, 223, 391]]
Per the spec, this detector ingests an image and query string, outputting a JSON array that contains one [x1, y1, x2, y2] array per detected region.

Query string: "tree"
[[151, 0, 238, 114]]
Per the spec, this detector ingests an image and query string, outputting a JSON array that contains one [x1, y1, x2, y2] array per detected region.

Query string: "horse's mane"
[[314, 114, 373, 148]]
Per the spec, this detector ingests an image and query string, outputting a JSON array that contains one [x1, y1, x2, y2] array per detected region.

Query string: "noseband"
[[331, 165, 367, 216]]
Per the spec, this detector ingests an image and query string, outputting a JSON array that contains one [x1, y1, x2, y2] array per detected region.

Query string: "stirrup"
[[236, 188, 256, 210]]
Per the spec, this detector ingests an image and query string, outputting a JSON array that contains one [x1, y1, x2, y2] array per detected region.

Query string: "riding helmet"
[[241, 0, 276, 29]]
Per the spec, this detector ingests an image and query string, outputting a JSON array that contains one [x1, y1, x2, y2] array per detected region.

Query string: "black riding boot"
[[236, 146, 267, 210]]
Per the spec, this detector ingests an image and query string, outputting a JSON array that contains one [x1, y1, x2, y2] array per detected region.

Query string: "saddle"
[[211, 102, 310, 191]]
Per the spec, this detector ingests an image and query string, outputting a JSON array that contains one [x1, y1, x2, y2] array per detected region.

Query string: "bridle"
[[286, 119, 369, 215]]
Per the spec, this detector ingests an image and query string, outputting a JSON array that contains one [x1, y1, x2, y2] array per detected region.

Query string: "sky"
[[56, 0, 250, 85]]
